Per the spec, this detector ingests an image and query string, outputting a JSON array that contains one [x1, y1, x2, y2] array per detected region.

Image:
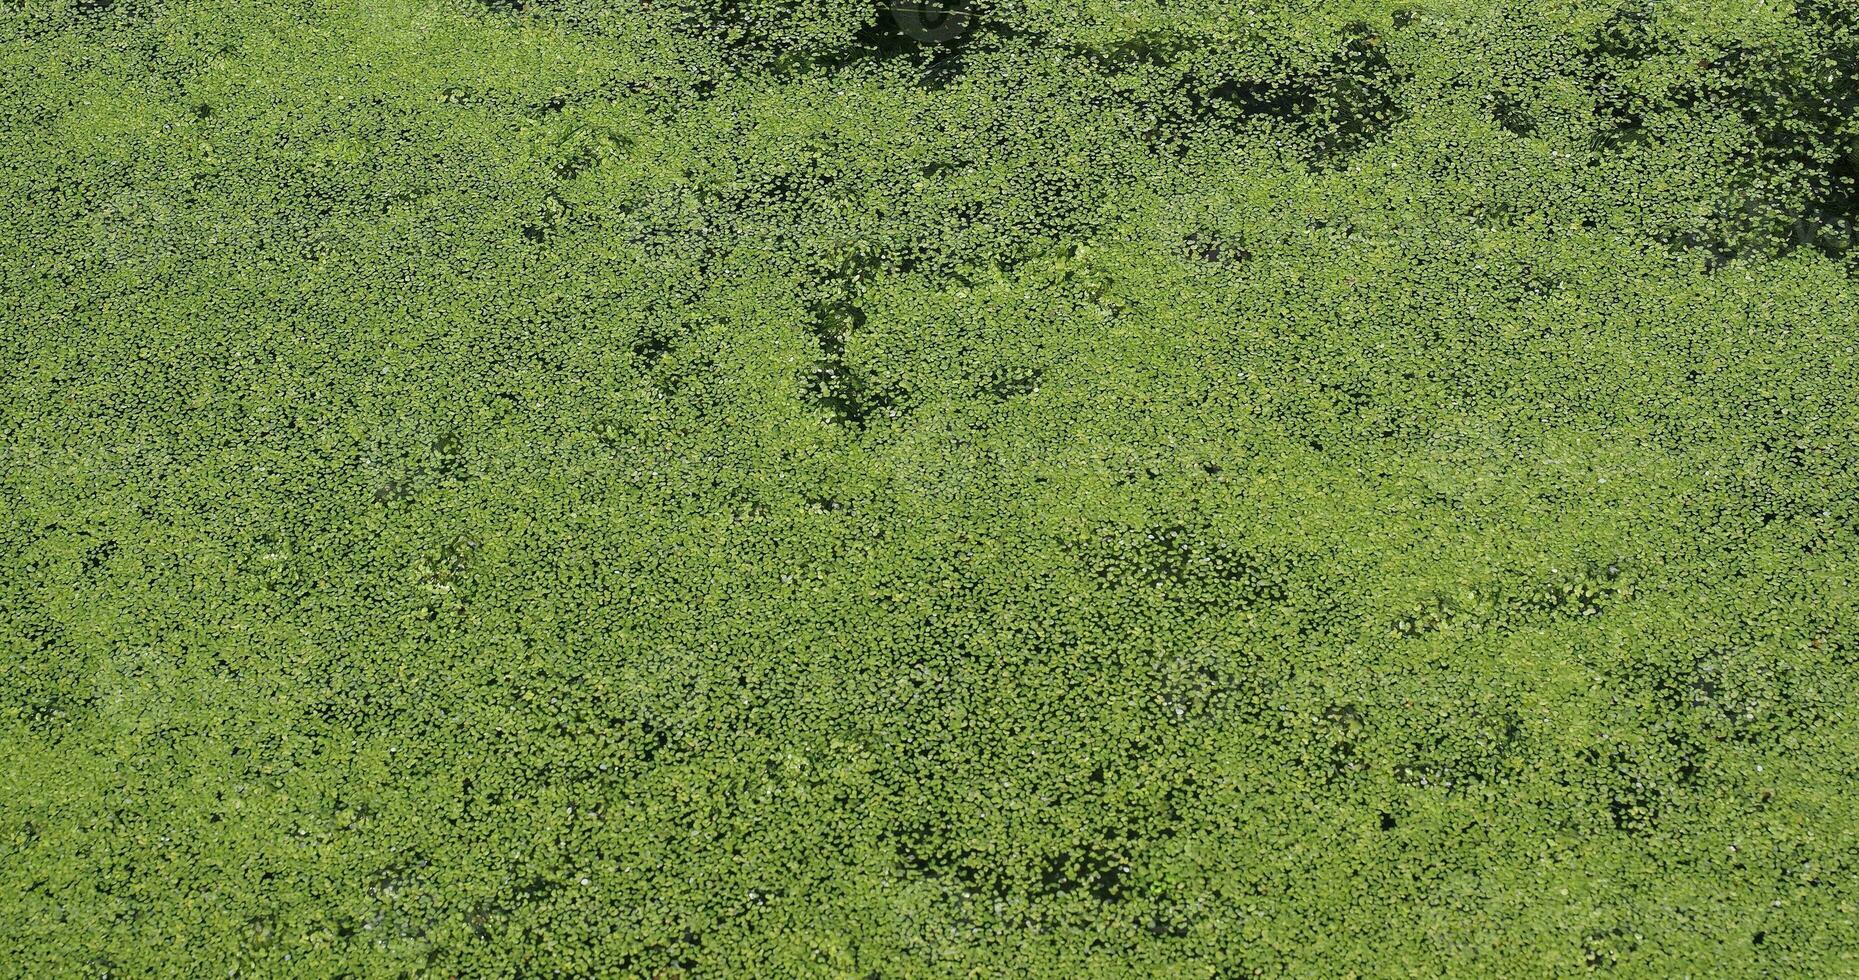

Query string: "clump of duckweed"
[[3, 0, 1857, 975]]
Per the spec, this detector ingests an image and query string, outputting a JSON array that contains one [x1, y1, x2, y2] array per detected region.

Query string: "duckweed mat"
[[4, 0, 1858, 975]]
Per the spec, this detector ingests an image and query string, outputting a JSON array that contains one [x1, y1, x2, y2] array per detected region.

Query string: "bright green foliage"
[[4, 0, 1859, 975]]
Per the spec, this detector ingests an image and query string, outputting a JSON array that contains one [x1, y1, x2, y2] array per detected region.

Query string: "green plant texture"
[[4, 0, 1858, 975]]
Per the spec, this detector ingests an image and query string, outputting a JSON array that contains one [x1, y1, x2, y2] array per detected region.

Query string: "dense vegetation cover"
[[3, 0, 1858, 974]]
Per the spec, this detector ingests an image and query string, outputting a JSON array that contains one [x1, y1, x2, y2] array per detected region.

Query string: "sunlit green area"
[[3, 0, 1857, 974]]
